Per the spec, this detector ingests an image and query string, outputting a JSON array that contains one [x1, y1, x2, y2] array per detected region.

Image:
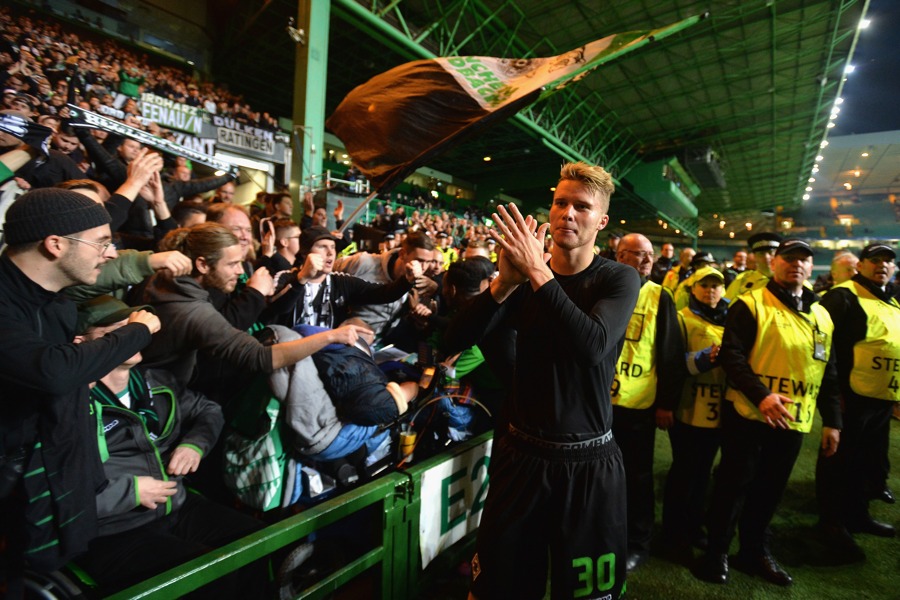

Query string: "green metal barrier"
[[107, 432, 492, 599]]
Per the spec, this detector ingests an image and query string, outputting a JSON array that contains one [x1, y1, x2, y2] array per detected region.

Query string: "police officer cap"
[[747, 232, 782, 252], [690, 252, 715, 269], [437, 232, 449, 239], [859, 243, 896, 261], [775, 239, 814, 257], [383, 232, 396, 240]]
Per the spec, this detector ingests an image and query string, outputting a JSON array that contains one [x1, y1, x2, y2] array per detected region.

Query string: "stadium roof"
[[216, 0, 870, 241]]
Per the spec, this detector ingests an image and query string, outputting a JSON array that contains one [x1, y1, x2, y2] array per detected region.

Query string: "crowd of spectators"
[[2, 5, 898, 598], [0, 6, 280, 144]]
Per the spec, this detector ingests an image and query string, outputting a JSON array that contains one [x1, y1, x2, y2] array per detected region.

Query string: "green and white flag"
[[326, 14, 704, 193]]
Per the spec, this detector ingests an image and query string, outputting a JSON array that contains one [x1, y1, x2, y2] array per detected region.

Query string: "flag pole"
[[337, 189, 379, 234]]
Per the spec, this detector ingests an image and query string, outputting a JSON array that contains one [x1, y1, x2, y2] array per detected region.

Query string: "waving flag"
[[326, 14, 705, 193]]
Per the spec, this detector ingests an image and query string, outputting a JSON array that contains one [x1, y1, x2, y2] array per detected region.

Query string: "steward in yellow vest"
[[437, 232, 458, 269], [724, 231, 781, 301], [662, 247, 696, 294], [613, 233, 686, 572], [662, 266, 729, 553], [696, 239, 841, 587], [816, 243, 900, 550], [675, 267, 729, 428], [672, 252, 716, 310]]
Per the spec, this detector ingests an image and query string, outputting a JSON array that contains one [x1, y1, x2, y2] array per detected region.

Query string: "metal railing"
[[106, 432, 491, 599]]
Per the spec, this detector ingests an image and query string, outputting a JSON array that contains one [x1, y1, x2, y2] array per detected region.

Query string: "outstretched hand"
[[328, 323, 373, 347]]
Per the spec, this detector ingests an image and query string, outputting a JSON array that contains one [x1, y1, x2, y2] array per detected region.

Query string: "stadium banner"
[[212, 115, 287, 163], [140, 92, 204, 135], [67, 105, 237, 175], [169, 132, 216, 156]]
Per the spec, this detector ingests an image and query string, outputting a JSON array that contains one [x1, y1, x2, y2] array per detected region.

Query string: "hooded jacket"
[[267, 325, 341, 455], [141, 273, 273, 386], [90, 367, 223, 536]]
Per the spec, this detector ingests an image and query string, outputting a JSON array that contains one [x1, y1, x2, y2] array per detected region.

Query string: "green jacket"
[[65, 250, 154, 303]]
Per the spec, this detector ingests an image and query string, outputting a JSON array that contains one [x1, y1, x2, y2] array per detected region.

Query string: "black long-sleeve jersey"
[[446, 255, 640, 440]]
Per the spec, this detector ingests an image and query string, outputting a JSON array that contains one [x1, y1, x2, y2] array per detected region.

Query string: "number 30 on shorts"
[[572, 553, 616, 598]]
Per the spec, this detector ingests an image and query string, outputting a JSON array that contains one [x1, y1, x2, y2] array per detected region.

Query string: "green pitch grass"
[[418, 416, 900, 599]]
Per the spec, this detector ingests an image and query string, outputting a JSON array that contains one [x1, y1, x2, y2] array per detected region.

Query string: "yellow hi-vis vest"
[[439, 246, 458, 269], [677, 307, 726, 427], [725, 287, 833, 433], [612, 281, 661, 410], [662, 265, 683, 293], [724, 269, 768, 302], [833, 280, 900, 402], [673, 278, 692, 310]]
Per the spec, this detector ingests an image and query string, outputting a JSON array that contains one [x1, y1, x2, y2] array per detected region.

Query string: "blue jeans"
[[438, 396, 474, 430], [308, 426, 389, 461]]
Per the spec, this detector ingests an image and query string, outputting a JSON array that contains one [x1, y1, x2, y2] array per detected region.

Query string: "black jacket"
[[0, 254, 152, 570]]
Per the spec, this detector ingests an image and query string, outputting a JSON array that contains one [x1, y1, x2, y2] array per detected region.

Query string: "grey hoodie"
[[267, 325, 341, 455]]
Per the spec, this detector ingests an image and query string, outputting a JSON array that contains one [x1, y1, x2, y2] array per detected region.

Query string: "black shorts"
[[470, 432, 627, 600]]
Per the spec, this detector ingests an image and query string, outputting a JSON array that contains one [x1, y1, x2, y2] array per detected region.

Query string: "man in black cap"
[[0, 189, 160, 588], [725, 232, 782, 300], [816, 243, 900, 560], [696, 239, 841, 587], [268, 225, 418, 330], [380, 230, 398, 253]]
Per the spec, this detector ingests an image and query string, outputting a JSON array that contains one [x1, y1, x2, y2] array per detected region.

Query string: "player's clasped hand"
[[490, 203, 550, 278]]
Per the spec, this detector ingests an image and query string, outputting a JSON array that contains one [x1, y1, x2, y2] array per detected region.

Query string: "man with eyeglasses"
[[816, 243, 900, 561], [613, 233, 686, 572], [0, 188, 161, 588]]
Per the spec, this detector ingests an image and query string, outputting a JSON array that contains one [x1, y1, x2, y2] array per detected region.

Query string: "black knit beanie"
[[3, 188, 111, 245]]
